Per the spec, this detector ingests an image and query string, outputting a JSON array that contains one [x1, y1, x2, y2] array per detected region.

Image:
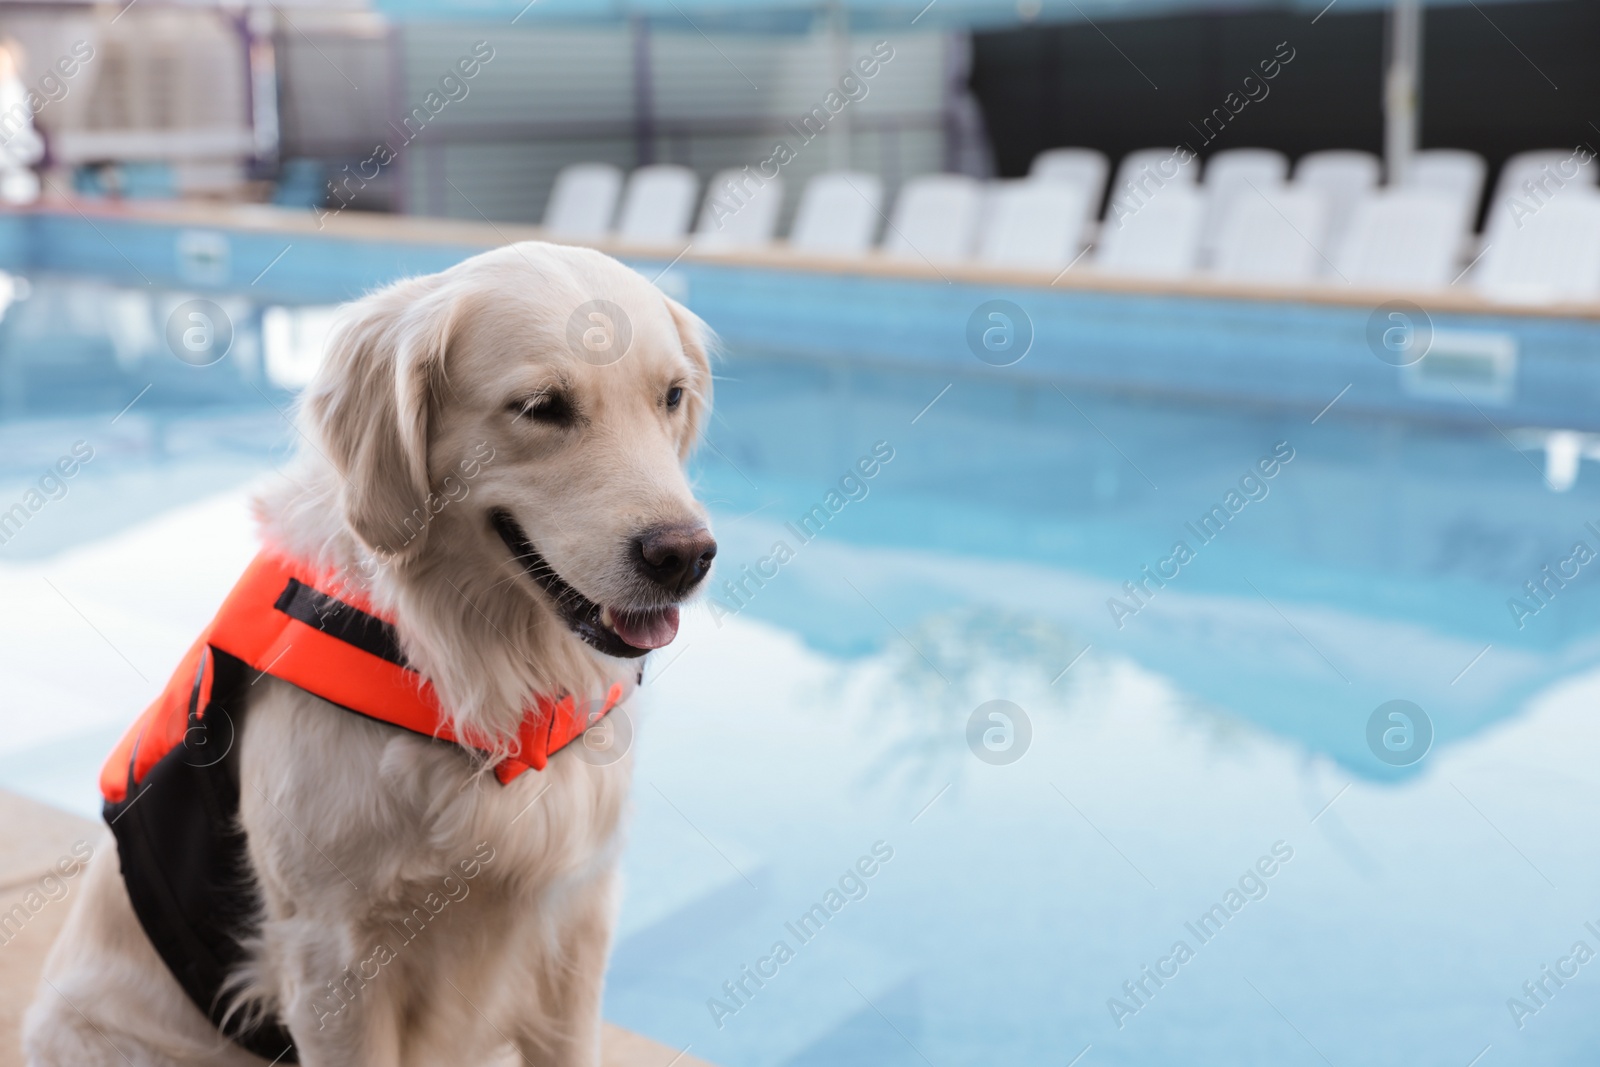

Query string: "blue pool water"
[[3, 270, 1600, 1066]]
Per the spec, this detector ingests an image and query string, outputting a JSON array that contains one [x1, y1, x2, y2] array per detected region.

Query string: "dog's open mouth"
[[490, 509, 678, 659]]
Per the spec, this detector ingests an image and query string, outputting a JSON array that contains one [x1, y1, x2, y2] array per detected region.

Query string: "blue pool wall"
[[2, 207, 1598, 432]]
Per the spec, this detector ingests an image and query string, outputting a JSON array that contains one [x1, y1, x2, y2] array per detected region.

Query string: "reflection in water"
[[0, 274, 335, 418], [698, 354, 1600, 783], [845, 606, 1090, 795]]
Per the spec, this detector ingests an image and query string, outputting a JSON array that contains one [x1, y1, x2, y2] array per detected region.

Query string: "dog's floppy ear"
[[663, 295, 713, 460], [307, 276, 462, 559]]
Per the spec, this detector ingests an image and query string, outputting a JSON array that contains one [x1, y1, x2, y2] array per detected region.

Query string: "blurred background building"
[[0, 0, 1590, 233], [0, 0, 1590, 307]]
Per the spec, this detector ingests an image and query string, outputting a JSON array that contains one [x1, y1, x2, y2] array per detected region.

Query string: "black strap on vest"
[[273, 578, 409, 668], [106, 652, 300, 1063]]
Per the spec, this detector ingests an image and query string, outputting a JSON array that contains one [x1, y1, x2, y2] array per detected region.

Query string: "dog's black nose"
[[633, 524, 717, 595]]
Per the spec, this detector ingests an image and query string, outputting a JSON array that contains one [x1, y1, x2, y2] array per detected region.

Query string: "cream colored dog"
[[23, 241, 716, 1066]]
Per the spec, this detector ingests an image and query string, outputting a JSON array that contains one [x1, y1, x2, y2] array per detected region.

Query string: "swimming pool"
[[2, 260, 1599, 1066]]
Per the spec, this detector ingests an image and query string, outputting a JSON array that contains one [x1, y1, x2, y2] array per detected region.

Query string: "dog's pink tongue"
[[610, 606, 680, 649]]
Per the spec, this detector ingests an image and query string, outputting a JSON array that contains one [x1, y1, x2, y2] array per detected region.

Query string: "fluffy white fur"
[[23, 242, 714, 1066]]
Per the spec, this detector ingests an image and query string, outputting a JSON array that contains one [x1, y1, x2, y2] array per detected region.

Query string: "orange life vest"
[[99, 548, 624, 1063]]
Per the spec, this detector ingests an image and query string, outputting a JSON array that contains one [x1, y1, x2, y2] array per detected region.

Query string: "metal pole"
[[630, 15, 655, 167], [388, 21, 410, 215], [1384, 0, 1422, 184], [827, 1, 850, 171], [244, 7, 281, 175]]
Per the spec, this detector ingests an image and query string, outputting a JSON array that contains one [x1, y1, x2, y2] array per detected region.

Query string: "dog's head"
[[304, 241, 714, 663]]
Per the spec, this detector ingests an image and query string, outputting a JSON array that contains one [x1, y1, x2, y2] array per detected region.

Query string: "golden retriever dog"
[[23, 241, 716, 1066]]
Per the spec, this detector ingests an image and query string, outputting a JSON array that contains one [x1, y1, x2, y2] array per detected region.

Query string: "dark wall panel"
[[1421, 1, 1598, 163], [972, 0, 1599, 200]]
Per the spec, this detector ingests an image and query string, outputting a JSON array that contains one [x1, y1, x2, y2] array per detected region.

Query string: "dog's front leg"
[[515, 869, 616, 1067], [278, 929, 404, 1067]]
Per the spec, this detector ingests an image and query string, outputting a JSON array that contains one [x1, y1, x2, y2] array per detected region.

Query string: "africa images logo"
[[165, 299, 233, 367], [1365, 700, 1432, 767]]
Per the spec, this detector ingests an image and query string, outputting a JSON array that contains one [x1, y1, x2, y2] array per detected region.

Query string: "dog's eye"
[[665, 386, 684, 410], [513, 393, 573, 425]]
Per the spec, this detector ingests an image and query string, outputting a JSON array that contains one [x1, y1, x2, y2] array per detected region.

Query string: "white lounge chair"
[[881, 174, 982, 264], [615, 165, 699, 246], [1199, 148, 1290, 264], [1405, 148, 1487, 196], [1483, 148, 1599, 245], [976, 180, 1093, 271], [542, 163, 623, 240], [1210, 187, 1329, 285], [788, 171, 883, 256], [1402, 148, 1487, 234], [1030, 147, 1109, 199], [1113, 147, 1200, 190], [1029, 147, 1109, 243], [694, 169, 784, 251], [1094, 183, 1204, 279], [1474, 188, 1600, 305], [1493, 149, 1593, 204], [1334, 189, 1468, 290], [1293, 150, 1380, 263], [1107, 147, 1198, 223]]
